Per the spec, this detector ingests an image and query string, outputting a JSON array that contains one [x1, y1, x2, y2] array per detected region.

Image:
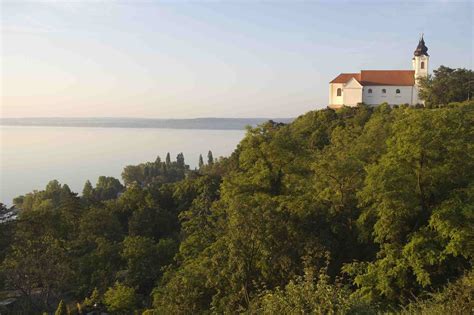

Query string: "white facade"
[[328, 37, 429, 108], [342, 78, 363, 106], [328, 80, 423, 108], [329, 83, 344, 106], [413, 55, 429, 79], [362, 86, 419, 105]]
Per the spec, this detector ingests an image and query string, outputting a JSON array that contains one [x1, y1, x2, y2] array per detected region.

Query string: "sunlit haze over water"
[[0, 126, 244, 205]]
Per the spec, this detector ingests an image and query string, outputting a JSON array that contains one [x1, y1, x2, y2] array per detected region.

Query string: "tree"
[[104, 282, 137, 314], [1, 182, 78, 310], [74, 237, 122, 296], [79, 206, 122, 242], [350, 104, 473, 304], [82, 180, 94, 204], [55, 300, 68, 315], [122, 236, 176, 294], [175, 175, 222, 261], [14, 179, 77, 212], [418, 66, 474, 106], [94, 176, 124, 201], [2, 235, 72, 310], [121, 236, 160, 293], [166, 152, 171, 165], [176, 153, 185, 168], [207, 150, 214, 165], [153, 175, 223, 313], [311, 125, 370, 272], [122, 165, 144, 186], [198, 154, 204, 169], [122, 158, 187, 187]]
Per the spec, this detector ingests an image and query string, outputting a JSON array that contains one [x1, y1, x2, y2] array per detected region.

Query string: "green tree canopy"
[[418, 66, 473, 106], [104, 282, 138, 314]]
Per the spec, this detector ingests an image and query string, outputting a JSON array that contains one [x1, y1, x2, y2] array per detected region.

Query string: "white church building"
[[329, 37, 429, 108]]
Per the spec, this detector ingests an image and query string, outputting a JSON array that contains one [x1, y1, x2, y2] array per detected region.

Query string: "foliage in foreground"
[[399, 270, 474, 315], [249, 263, 375, 314]]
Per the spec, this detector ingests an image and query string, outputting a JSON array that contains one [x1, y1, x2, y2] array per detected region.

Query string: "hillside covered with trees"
[[0, 66, 473, 314]]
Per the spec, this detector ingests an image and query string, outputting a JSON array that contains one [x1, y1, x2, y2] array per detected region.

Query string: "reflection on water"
[[0, 126, 245, 205]]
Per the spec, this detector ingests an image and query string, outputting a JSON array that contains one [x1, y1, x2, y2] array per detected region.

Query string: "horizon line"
[[0, 116, 296, 120]]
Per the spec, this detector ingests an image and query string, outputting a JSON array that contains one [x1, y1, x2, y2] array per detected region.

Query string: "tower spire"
[[414, 35, 429, 56]]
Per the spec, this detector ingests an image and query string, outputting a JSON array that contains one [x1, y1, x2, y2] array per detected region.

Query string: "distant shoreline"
[[0, 117, 294, 130]]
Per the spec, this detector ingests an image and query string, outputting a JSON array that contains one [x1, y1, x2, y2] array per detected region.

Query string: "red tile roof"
[[330, 73, 360, 84], [330, 70, 415, 86], [360, 70, 415, 86]]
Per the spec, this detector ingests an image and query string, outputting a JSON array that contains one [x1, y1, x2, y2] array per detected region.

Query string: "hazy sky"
[[1, 1, 472, 118]]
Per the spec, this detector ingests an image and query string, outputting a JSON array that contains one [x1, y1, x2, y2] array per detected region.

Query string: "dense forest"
[[0, 66, 473, 314]]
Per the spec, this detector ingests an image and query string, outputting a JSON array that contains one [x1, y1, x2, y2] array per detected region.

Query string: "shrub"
[[104, 282, 138, 314]]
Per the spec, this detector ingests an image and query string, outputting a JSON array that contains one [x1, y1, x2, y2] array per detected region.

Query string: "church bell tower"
[[412, 35, 429, 80]]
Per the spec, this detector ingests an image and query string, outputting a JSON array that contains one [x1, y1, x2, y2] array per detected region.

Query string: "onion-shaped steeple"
[[414, 35, 429, 56]]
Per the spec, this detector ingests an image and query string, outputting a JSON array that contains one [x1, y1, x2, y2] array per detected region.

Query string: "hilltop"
[[2, 99, 473, 314]]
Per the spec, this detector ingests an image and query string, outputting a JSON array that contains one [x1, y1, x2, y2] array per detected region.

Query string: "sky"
[[1, 0, 472, 118]]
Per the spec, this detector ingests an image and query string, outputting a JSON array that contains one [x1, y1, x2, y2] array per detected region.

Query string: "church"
[[329, 36, 429, 108]]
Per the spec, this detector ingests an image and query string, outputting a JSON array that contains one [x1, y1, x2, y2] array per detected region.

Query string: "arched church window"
[[382, 89, 386, 94], [337, 88, 342, 96], [396, 89, 401, 94], [421, 61, 425, 69], [368, 89, 373, 94]]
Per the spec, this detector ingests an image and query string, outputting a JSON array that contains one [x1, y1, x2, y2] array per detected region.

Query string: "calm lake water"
[[0, 126, 245, 205]]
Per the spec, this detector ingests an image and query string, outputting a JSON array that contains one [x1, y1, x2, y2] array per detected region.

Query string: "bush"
[[249, 266, 375, 314], [399, 271, 474, 315], [104, 282, 138, 314]]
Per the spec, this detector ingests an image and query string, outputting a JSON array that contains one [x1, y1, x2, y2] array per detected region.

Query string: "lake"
[[0, 126, 245, 205]]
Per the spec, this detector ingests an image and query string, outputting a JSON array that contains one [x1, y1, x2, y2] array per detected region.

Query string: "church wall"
[[362, 86, 415, 105], [413, 55, 429, 78], [343, 88, 362, 107], [412, 85, 423, 105], [343, 78, 363, 106], [329, 83, 344, 106]]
